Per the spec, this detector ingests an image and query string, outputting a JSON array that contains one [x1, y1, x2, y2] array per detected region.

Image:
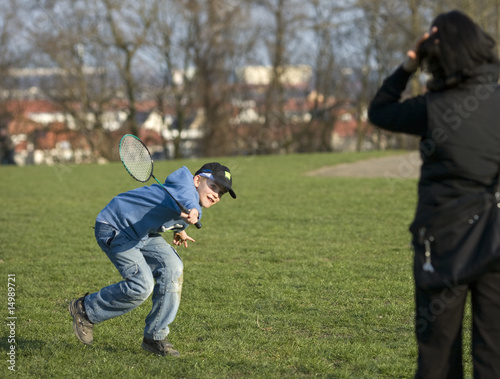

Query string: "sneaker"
[[68, 294, 94, 345], [142, 337, 180, 357]]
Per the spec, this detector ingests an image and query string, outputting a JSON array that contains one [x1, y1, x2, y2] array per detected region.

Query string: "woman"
[[368, 10, 500, 378]]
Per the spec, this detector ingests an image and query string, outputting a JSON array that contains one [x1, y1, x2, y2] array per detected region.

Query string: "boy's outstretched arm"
[[173, 230, 195, 248]]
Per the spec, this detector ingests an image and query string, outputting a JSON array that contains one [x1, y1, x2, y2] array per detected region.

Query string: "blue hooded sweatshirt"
[[96, 166, 202, 241]]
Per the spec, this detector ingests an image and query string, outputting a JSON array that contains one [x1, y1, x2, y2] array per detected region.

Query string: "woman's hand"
[[403, 26, 438, 72]]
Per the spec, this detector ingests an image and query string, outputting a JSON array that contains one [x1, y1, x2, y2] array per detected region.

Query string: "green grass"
[[0, 151, 472, 378]]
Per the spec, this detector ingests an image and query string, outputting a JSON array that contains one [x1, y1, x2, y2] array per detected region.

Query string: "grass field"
[[0, 151, 472, 378]]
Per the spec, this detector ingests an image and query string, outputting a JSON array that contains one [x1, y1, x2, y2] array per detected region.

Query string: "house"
[[4, 99, 206, 165], [235, 65, 313, 86], [3, 100, 90, 165]]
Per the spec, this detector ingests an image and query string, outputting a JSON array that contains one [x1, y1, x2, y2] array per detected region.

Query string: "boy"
[[68, 162, 236, 356]]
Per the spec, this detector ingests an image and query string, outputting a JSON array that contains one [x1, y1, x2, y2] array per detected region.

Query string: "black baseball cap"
[[195, 162, 236, 199]]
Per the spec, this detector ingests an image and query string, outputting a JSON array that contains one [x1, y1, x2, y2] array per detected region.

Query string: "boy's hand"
[[173, 230, 195, 248], [180, 208, 199, 225]]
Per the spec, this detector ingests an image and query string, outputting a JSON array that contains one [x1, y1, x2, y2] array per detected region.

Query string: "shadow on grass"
[[1, 337, 44, 352]]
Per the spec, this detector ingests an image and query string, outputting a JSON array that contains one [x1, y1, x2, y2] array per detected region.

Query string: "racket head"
[[119, 134, 154, 183]]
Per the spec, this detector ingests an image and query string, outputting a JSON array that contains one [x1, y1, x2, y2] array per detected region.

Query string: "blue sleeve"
[[368, 65, 428, 136], [163, 167, 202, 217]]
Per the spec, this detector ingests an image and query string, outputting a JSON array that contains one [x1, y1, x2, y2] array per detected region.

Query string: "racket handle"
[[178, 203, 202, 229]]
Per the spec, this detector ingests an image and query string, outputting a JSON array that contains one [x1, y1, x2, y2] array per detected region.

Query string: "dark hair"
[[417, 10, 499, 91]]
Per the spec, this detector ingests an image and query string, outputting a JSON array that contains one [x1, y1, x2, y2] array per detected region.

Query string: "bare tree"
[[185, 0, 251, 157], [0, 0, 27, 113], [0, 0, 24, 84], [254, 0, 307, 154], [25, 0, 124, 160], [100, 0, 159, 137], [0, 0, 25, 165], [296, 0, 346, 152], [147, 1, 200, 159]]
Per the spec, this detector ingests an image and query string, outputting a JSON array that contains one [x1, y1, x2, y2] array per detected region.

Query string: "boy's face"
[[194, 175, 226, 208]]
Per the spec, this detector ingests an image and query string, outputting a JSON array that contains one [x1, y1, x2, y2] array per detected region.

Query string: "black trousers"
[[414, 269, 500, 378]]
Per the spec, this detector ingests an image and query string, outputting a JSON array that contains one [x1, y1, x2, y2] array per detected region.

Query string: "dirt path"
[[307, 151, 422, 179]]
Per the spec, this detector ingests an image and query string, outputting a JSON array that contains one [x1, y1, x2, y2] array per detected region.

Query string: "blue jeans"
[[84, 222, 184, 341]]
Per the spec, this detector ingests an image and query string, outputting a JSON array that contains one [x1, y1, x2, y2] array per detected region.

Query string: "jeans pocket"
[[105, 230, 117, 247], [95, 223, 119, 252], [119, 261, 139, 280]]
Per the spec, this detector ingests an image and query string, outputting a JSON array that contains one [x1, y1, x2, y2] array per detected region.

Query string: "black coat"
[[368, 63, 500, 230]]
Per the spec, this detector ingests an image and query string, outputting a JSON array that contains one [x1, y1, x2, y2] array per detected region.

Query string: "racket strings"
[[120, 137, 153, 182]]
